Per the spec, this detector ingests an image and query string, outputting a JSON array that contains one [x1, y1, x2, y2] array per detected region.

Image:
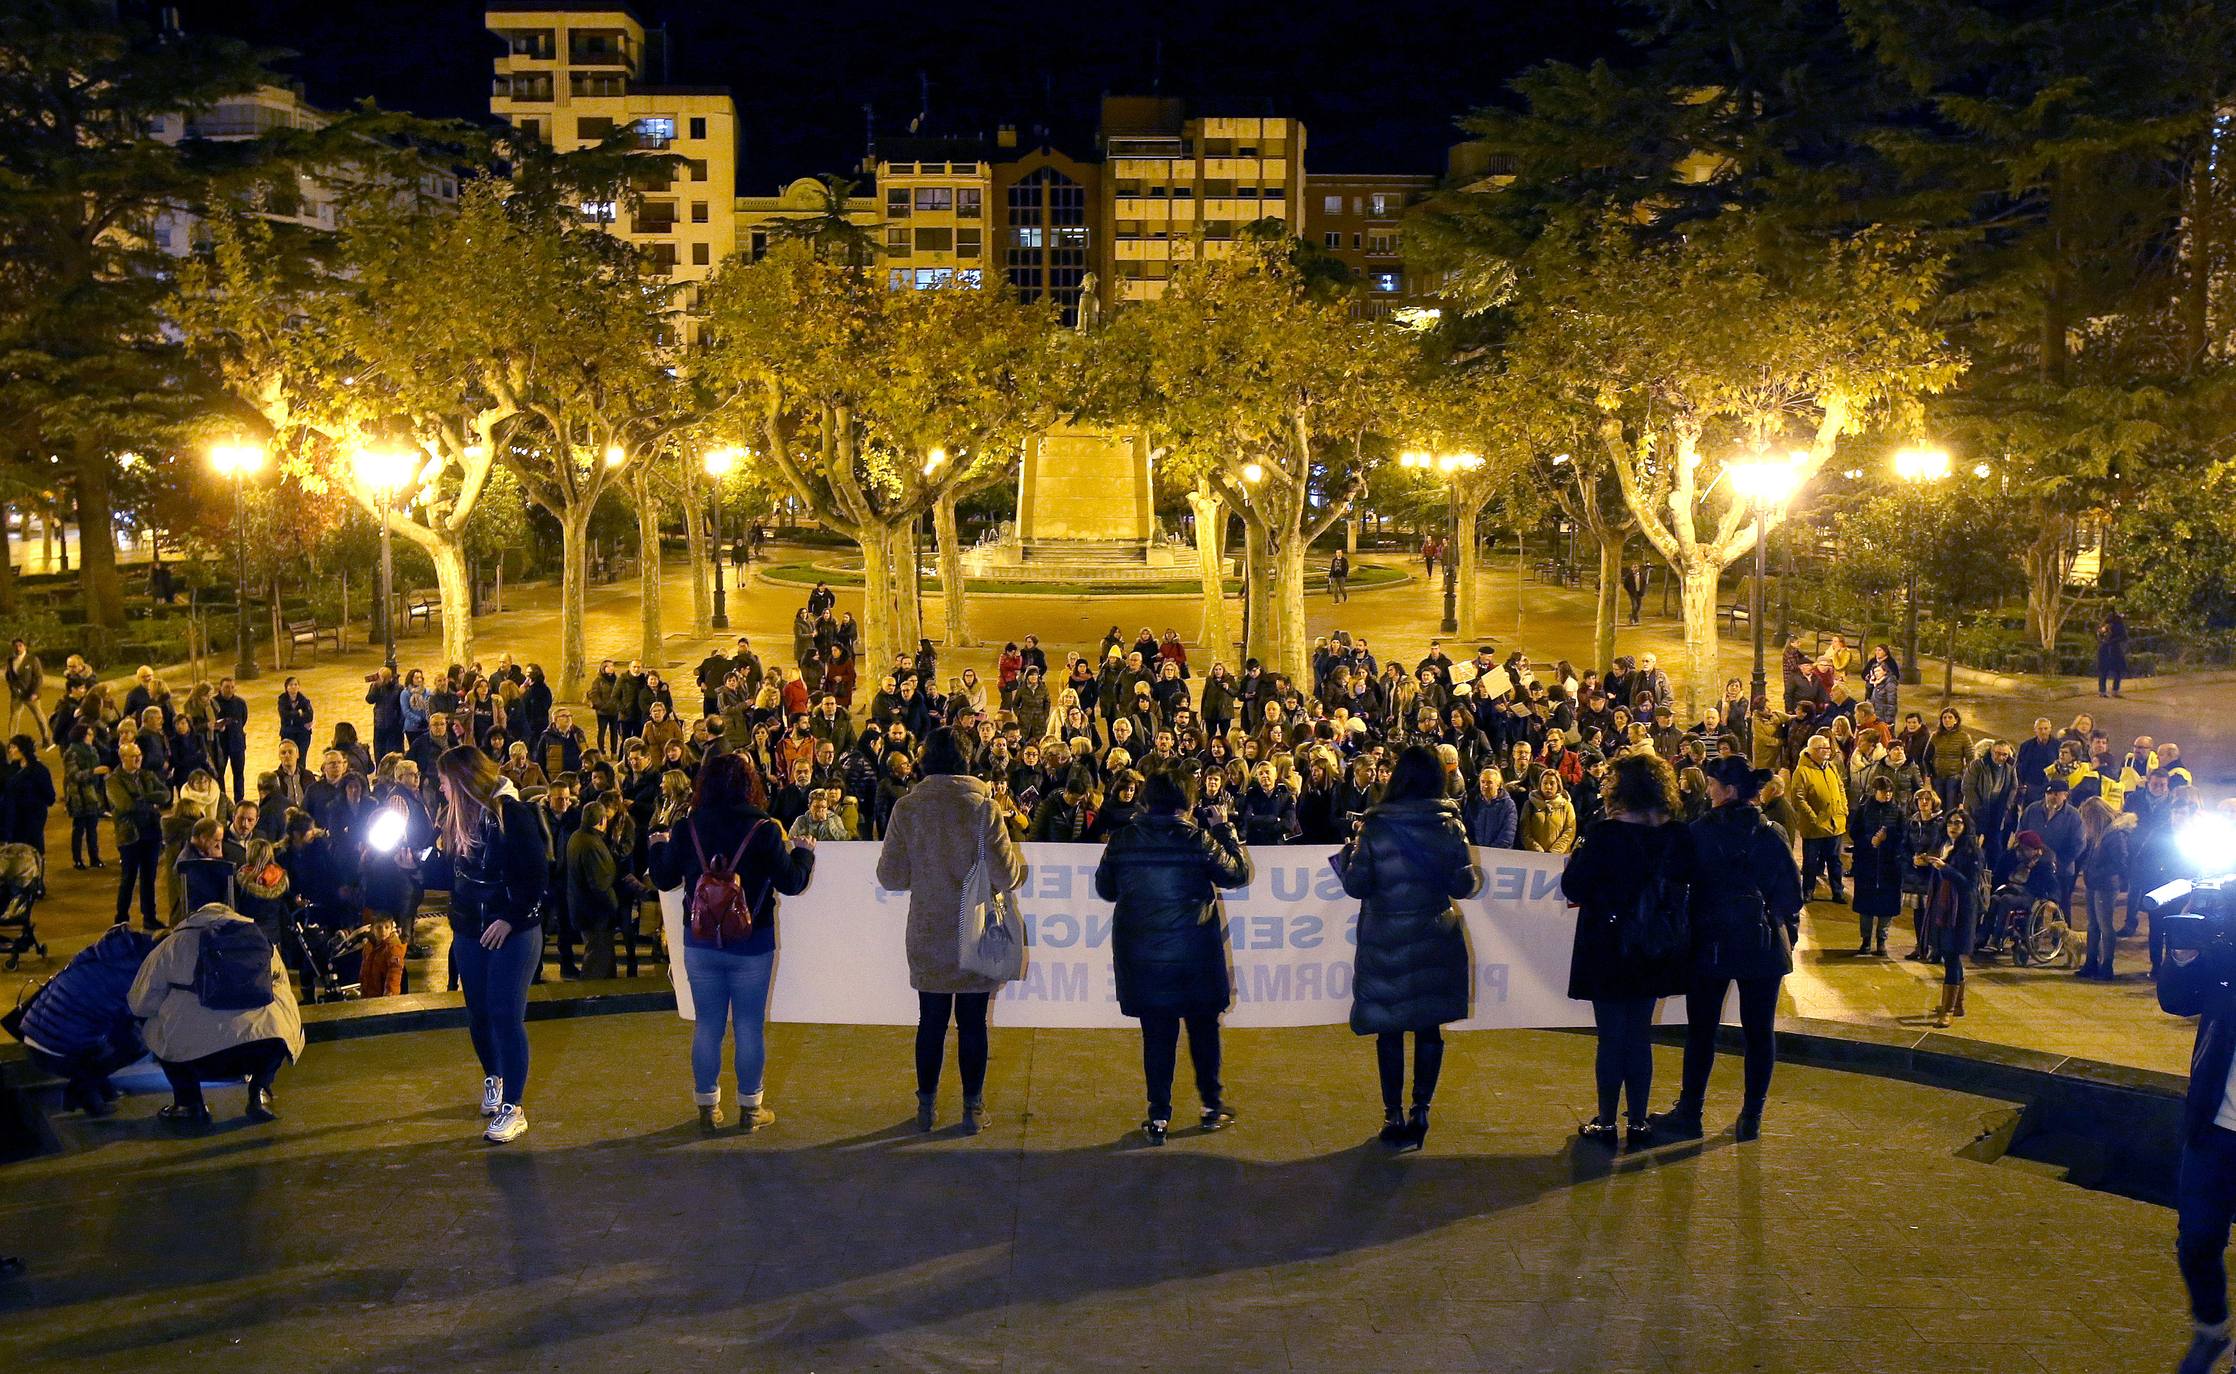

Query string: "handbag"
[[2, 978, 45, 1044], [957, 798, 1027, 982]]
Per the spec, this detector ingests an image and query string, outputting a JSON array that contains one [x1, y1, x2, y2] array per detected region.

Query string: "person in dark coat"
[[1849, 775, 1908, 956], [564, 801, 626, 981], [1333, 744, 1483, 1152], [1, 733, 54, 855], [434, 746, 549, 1144], [1923, 810, 1986, 1025], [276, 677, 315, 763], [1093, 772, 1252, 1145], [1561, 751, 1696, 1147], [16, 921, 156, 1115], [1646, 760, 1802, 1143]]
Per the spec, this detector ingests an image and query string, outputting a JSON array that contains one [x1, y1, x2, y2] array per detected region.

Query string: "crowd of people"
[[0, 588, 2215, 1160]]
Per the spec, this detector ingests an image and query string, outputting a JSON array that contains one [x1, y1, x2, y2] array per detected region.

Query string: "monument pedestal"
[[961, 422, 1184, 583]]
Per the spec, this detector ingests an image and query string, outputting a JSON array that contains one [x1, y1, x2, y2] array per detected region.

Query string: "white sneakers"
[[485, 1103, 527, 1144], [481, 1077, 503, 1117]]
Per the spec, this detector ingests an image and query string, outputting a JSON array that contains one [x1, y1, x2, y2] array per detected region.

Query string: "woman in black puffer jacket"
[[1333, 744, 1482, 1152], [1094, 772, 1253, 1145]]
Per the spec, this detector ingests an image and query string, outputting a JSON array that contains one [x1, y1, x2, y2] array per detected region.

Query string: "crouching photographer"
[[2154, 855, 2236, 1374]]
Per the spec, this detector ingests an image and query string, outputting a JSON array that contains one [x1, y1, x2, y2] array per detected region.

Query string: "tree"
[[702, 244, 1057, 669], [763, 173, 879, 267], [471, 193, 696, 699], [177, 184, 513, 668], [1096, 240, 1408, 683], [0, 0, 275, 634]]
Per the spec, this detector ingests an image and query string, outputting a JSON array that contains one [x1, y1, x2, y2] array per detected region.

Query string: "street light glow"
[[603, 444, 626, 468], [1241, 461, 1266, 484], [350, 446, 417, 495], [208, 440, 266, 477], [924, 446, 948, 476], [1973, 462, 1992, 478], [1893, 445, 1953, 483], [702, 446, 740, 478], [1726, 453, 1804, 509]]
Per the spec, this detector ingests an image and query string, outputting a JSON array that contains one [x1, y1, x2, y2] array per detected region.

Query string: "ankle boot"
[[1378, 1108, 1407, 1145], [959, 1095, 987, 1136], [1400, 1105, 1430, 1153], [915, 1092, 937, 1133], [696, 1088, 724, 1130]]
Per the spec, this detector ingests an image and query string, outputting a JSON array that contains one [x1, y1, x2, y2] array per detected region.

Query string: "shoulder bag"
[[958, 797, 1027, 982]]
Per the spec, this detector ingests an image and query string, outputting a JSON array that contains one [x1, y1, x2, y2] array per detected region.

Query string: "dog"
[[2035, 903, 2084, 970]]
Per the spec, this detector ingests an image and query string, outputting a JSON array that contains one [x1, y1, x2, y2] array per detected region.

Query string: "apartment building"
[[1302, 171, 1438, 317], [1097, 96, 1306, 305], [872, 137, 993, 291], [145, 84, 459, 257], [734, 176, 881, 263], [485, 3, 737, 290]]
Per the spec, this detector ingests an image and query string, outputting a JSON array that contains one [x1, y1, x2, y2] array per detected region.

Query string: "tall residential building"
[[1096, 96, 1306, 306], [1302, 171, 1438, 318], [145, 84, 459, 258], [871, 137, 992, 291], [485, 4, 737, 293]]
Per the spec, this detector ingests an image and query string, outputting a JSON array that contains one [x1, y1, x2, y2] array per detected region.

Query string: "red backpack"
[[687, 819, 772, 946]]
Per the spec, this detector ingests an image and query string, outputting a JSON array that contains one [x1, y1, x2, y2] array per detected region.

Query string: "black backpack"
[[1617, 827, 1690, 963], [190, 920, 276, 1011]]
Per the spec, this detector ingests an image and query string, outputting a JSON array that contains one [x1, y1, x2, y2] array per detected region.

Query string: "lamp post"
[[352, 446, 416, 672], [1401, 449, 1483, 636], [209, 440, 267, 681], [703, 446, 739, 631], [1892, 445, 1951, 685], [1726, 453, 1805, 709]]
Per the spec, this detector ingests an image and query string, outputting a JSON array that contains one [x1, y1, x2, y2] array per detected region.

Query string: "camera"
[[2150, 876, 2236, 961]]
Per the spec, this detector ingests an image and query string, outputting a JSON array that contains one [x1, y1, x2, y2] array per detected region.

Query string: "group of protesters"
[[2, 586, 2213, 1156]]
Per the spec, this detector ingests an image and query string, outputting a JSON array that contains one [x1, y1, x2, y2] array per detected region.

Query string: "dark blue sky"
[[173, 0, 1633, 181]]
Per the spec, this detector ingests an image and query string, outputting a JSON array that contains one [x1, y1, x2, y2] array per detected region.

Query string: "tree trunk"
[[680, 451, 710, 635], [632, 472, 662, 663], [557, 505, 594, 700], [2022, 522, 2075, 665], [1269, 536, 1309, 686], [428, 537, 473, 667], [932, 489, 970, 648], [1678, 562, 1722, 720], [1185, 488, 1231, 655], [73, 453, 124, 630], [1593, 530, 1623, 672], [1453, 501, 1482, 638], [857, 519, 920, 674], [0, 503, 17, 616], [1241, 519, 1275, 669], [1344, 513, 1358, 555]]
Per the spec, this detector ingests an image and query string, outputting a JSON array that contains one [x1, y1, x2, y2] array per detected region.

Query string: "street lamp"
[[1726, 451, 1805, 709], [209, 439, 267, 681], [703, 445, 739, 631], [352, 445, 417, 672], [1892, 445, 1952, 685], [1402, 448, 1483, 634]]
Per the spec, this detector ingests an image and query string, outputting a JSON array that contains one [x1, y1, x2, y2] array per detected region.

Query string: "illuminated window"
[[1370, 271, 1401, 292], [914, 187, 953, 212]]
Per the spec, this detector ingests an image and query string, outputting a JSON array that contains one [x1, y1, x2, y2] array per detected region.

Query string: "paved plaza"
[[0, 1013, 2190, 1374], [15, 547, 2214, 1078]]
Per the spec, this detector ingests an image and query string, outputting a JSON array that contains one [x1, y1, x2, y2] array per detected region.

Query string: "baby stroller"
[[287, 902, 369, 1004], [0, 844, 47, 972]]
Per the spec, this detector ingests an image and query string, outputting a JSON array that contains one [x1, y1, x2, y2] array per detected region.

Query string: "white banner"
[[667, 842, 1660, 1030]]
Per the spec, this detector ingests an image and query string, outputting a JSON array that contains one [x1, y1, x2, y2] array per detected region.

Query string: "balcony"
[[493, 74, 553, 103], [633, 203, 677, 235], [568, 32, 634, 68]]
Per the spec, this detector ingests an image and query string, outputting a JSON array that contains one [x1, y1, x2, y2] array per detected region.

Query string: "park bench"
[[403, 590, 441, 635], [1814, 626, 1864, 656], [283, 617, 341, 665], [1722, 600, 1752, 632]]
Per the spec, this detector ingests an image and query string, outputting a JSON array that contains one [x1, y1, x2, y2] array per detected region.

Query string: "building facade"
[[989, 137, 1101, 325], [1301, 171, 1439, 318], [1097, 97, 1306, 306], [733, 176, 881, 263], [870, 138, 993, 291], [485, 4, 738, 290]]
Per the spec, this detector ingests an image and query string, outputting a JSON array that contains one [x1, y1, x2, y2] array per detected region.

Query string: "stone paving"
[[0, 1014, 2191, 1373], [11, 546, 2212, 1080]]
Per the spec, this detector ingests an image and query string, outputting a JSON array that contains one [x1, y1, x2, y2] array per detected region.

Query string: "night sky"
[[168, 0, 1633, 183]]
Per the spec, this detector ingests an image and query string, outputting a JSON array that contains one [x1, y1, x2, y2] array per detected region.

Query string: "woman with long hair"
[[436, 745, 548, 1144], [649, 751, 815, 1131], [1562, 751, 1695, 1147], [1335, 744, 1481, 1151], [877, 728, 1026, 1134], [1922, 808, 1985, 1025]]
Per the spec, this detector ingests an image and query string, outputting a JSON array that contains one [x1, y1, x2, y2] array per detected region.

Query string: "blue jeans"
[[2179, 1125, 2236, 1324], [684, 943, 775, 1101], [453, 920, 540, 1107]]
